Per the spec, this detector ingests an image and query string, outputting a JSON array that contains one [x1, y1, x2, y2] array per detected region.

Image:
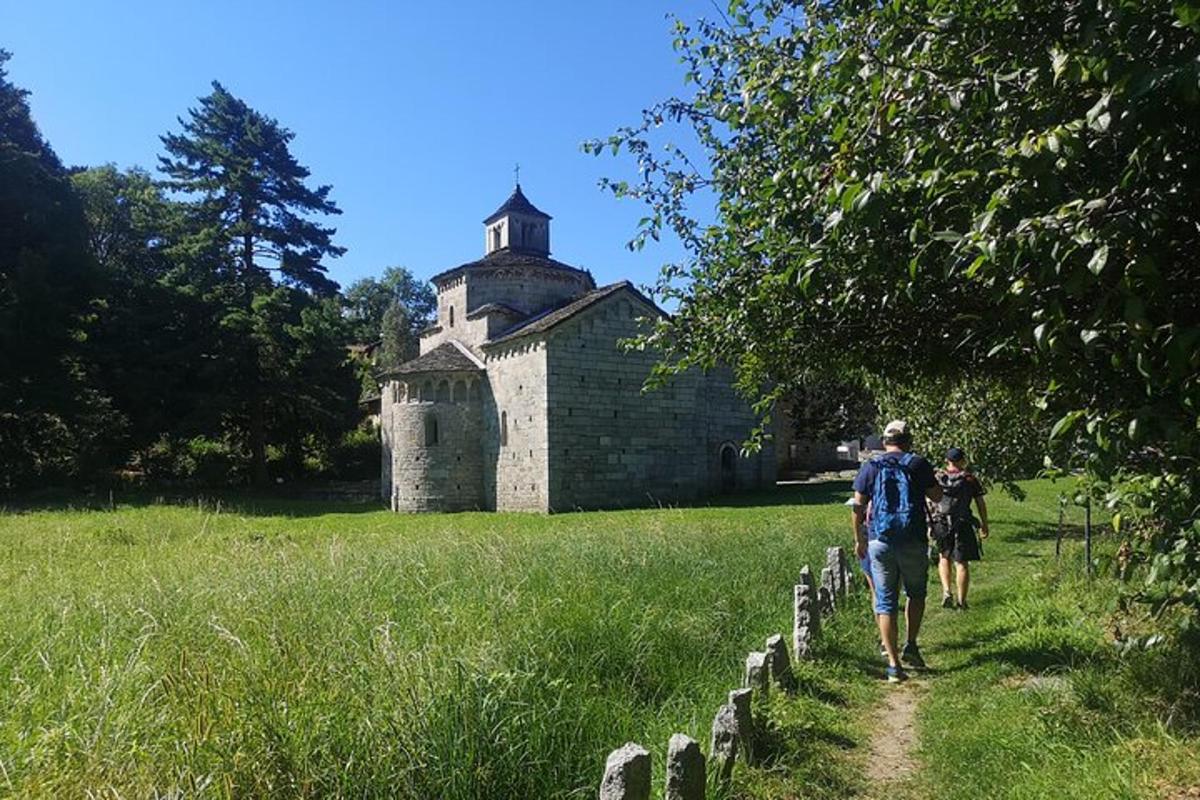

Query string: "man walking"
[[850, 420, 942, 682]]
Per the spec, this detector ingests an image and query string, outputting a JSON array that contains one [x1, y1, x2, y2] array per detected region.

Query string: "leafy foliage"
[[783, 376, 875, 445], [1, 51, 116, 489], [590, 1, 1200, 621]]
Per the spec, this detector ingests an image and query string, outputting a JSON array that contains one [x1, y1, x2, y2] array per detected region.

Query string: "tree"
[[71, 166, 219, 460], [159, 81, 347, 485], [344, 266, 435, 342], [0, 51, 114, 490], [591, 2, 1200, 622]]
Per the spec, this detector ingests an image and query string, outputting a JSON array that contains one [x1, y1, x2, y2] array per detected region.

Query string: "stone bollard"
[[728, 687, 754, 764], [600, 743, 651, 800], [665, 733, 705, 800], [744, 651, 769, 694], [820, 567, 837, 614], [710, 703, 738, 783], [793, 584, 818, 659], [826, 547, 847, 597], [799, 564, 815, 594], [765, 633, 797, 693]]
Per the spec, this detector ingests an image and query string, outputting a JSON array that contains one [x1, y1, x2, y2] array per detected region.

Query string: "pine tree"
[[158, 81, 346, 485]]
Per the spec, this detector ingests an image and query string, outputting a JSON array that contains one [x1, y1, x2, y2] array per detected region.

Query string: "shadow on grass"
[[1, 486, 386, 518]]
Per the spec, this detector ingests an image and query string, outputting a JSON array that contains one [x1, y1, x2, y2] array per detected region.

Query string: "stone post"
[[665, 733, 705, 800], [765, 633, 797, 693], [798, 564, 815, 594], [744, 651, 768, 694], [826, 546, 847, 596], [728, 687, 754, 764], [820, 567, 837, 614], [709, 703, 738, 783], [793, 584, 818, 659], [600, 743, 651, 800]]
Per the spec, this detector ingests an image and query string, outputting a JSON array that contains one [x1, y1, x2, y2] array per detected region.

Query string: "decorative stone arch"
[[719, 442, 738, 493], [452, 379, 467, 402], [422, 380, 434, 402], [435, 380, 450, 403]]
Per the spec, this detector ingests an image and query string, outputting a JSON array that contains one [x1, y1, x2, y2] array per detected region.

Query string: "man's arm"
[[851, 491, 869, 559], [976, 495, 990, 538]]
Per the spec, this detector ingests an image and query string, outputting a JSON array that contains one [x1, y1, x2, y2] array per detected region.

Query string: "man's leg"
[[906, 596, 926, 644], [878, 612, 900, 666], [897, 541, 930, 666], [938, 554, 953, 598], [956, 561, 970, 605], [868, 541, 901, 668]]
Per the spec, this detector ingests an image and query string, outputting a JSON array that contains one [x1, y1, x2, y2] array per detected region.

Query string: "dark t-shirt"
[[852, 451, 937, 542]]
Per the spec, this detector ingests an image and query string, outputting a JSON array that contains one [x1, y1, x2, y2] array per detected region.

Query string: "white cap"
[[883, 420, 908, 439]]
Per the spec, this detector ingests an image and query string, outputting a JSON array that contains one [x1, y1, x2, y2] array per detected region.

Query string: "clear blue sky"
[[3, 0, 714, 293]]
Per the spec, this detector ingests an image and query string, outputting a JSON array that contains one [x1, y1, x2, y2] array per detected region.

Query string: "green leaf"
[[1050, 409, 1086, 441], [1088, 245, 1109, 276]]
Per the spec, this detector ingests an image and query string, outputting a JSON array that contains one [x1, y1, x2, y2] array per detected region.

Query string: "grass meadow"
[[3, 480, 1198, 799], [1, 484, 875, 798]]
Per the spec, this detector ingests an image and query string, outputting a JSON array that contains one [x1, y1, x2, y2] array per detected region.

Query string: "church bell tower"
[[483, 183, 551, 257]]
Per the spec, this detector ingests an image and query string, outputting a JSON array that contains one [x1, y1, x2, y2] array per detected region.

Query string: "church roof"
[[381, 341, 484, 376], [485, 281, 662, 346], [483, 184, 551, 224], [429, 248, 595, 286], [466, 302, 525, 320]]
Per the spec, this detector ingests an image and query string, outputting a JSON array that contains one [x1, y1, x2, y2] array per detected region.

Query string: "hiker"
[[851, 420, 942, 683], [931, 446, 989, 610]]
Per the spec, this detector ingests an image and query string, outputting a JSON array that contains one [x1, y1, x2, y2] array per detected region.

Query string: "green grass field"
[[1, 481, 1197, 799]]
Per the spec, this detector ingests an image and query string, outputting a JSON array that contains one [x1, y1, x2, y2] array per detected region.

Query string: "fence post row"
[[600, 553, 858, 796]]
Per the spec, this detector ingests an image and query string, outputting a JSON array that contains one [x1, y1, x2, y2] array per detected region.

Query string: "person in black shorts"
[[931, 447, 989, 610]]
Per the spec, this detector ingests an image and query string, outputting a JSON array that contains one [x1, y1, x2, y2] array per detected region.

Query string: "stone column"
[[765, 633, 796, 693], [665, 733, 705, 800], [600, 743, 651, 800], [709, 703, 738, 783], [728, 687, 754, 764], [793, 584, 818, 659], [820, 567, 837, 614], [744, 651, 768, 694]]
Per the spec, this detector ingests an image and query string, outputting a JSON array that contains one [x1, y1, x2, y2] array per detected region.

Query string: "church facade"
[[379, 186, 774, 512]]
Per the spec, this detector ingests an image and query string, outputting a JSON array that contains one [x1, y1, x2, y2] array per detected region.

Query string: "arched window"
[[452, 380, 466, 402], [436, 381, 450, 402], [425, 414, 439, 446], [500, 411, 508, 447], [449, 306, 455, 328]]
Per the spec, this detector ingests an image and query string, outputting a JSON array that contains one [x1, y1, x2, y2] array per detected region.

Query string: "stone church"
[[379, 185, 774, 512]]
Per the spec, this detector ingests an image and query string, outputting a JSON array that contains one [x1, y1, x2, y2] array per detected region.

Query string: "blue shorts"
[[868, 538, 929, 614]]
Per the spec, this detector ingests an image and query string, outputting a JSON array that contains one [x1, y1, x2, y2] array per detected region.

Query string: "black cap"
[[946, 446, 966, 462]]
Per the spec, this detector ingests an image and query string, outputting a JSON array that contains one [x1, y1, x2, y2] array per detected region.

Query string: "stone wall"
[[465, 267, 590, 318], [543, 290, 773, 511], [484, 341, 550, 512], [387, 372, 486, 512]]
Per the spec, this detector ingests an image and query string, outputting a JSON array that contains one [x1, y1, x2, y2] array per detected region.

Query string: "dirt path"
[[862, 677, 924, 797]]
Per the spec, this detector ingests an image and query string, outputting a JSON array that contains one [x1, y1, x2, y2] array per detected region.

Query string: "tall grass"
[[1, 488, 861, 798]]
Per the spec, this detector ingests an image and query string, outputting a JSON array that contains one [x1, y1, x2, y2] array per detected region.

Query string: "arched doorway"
[[720, 443, 737, 493]]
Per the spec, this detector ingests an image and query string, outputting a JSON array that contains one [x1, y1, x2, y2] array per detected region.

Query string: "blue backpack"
[[870, 453, 920, 542]]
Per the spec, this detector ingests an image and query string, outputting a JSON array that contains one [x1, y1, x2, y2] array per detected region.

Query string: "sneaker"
[[957, 600, 969, 611], [886, 664, 908, 684], [941, 593, 954, 609], [901, 642, 926, 669]]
